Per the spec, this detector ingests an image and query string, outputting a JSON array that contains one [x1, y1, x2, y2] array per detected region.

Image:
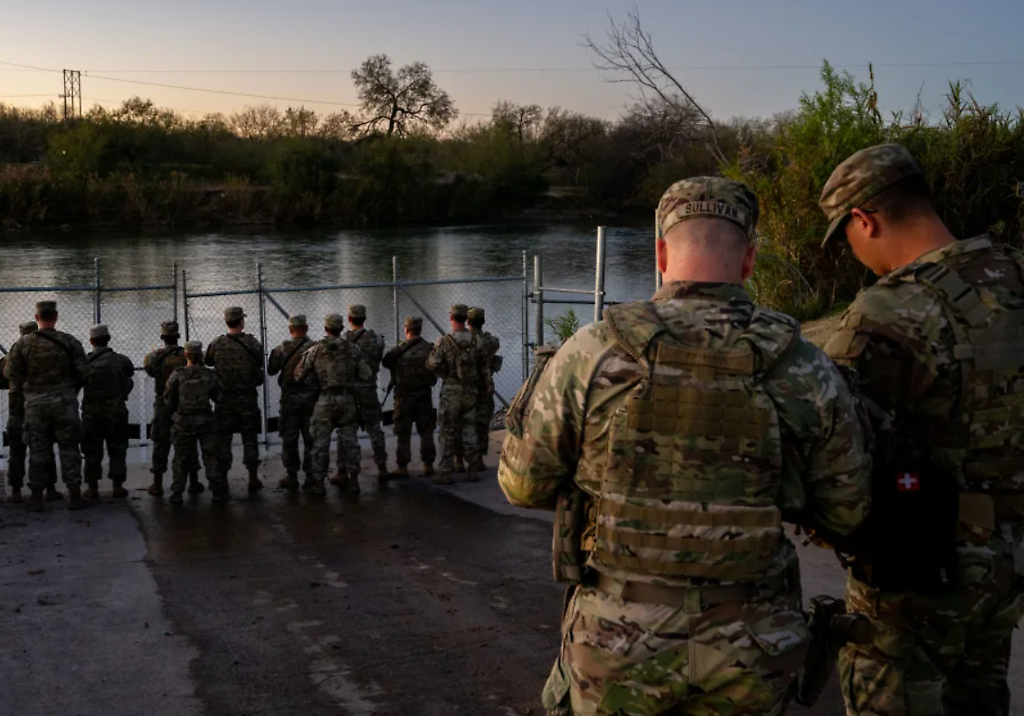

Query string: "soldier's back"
[[15, 330, 84, 398], [83, 348, 132, 411], [145, 345, 187, 397], [347, 329, 384, 377], [207, 333, 263, 390]]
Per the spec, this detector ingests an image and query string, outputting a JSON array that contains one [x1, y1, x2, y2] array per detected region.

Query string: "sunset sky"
[[3, 0, 1024, 123]]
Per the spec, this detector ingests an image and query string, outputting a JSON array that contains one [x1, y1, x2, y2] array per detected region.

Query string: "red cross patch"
[[896, 472, 921, 492]]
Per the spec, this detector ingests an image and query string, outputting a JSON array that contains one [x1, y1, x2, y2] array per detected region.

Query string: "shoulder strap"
[[226, 333, 263, 366], [34, 331, 75, 362], [152, 346, 183, 374], [282, 337, 311, 370], [911, 262, 992, 327], [347, 329, 366, 344], [742, 308, 802, 375], [603, 302, 665, 370]]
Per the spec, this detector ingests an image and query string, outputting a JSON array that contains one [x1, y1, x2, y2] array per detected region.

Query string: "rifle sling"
[[226, 333, 263, 367]]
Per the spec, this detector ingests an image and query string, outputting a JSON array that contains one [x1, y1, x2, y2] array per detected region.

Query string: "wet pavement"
[[2, 433, 1021, 715]]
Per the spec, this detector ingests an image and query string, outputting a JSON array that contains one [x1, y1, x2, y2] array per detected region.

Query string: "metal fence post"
[[94, 257, 102, 324], [533, 254, 544, 348], [257, 263, 270, 448], [522, 250, 529, 381], [392, 256, 400, 345], [172, 262, 178, 323], [595, 226, 607, 322], [182, 269, 190, 341]]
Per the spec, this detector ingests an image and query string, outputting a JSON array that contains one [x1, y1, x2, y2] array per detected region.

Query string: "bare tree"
[[351, 55, 457, 137], [317, 111, 358, 140], [229, 104, 285, 140], [492, 101, 543, 146], [284, 106, 319, 137], [583, 6, 725, 164]]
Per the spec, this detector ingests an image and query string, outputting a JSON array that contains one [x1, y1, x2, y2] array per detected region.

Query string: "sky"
[[3, 0, 1024, 124]]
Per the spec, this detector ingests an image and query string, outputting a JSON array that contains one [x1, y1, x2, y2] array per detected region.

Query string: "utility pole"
[[60, 69, 82, 120]]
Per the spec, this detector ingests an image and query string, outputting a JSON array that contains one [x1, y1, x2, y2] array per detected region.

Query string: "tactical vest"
[[215, 334, 263, 389], [84, 350, 126, 403], [445, 333, 483, 389], [319, 340, 357, 390], [879, 246, 1024, 493], [347, 329, 384, 377], [589, 302, 799, 584], [177, 368, 212, 415], [395, 339, 434, 390], [278, 338, 313, 390], [153, 346, 186, 394]]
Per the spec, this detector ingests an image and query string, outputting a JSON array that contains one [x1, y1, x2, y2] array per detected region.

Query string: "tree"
[[284, 106, 319, 137], [492, 101, 543, 146], [317, 111, 358, 140], [539, 108, 607, 184], [229, 104, 285, 140], [350, 55, 457, 137]]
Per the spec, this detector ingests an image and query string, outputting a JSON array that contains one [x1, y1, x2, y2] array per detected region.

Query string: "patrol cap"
[[450, 304, 469, 317], [405, 316, 423, 331], [160, 320, 180, 338], [35, 300, 57, 317], [819, 143, 922, 248], [324, 313, 346, 331], [184, 340, 203, 354], [19, 321, 38, 335], [224, 306, 246, 323], [89, 324, 110, 340], [348, 305, 367, 319], [468, 307, 485, 321], [656, 177, 759, 240], [288, 314, 308, 328]]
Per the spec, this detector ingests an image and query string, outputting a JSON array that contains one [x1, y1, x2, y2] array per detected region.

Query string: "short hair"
[[862, 174, 934, 224], [406, 325, 422, 337], [325, 327, 342, 337], [349, 316, 366, 327], [468, 316, 484, 329], [37, 309, 57, 321], [663, 217, 750, 254], [451, 312, 468, 323], [226, 318, 243, 329], [92, 336, 111, 348]]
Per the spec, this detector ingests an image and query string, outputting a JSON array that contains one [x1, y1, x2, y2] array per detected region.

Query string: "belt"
[[594, 573, 786, 610]]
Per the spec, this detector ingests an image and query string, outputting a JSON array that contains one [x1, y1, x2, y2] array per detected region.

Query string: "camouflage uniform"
[[81, 324, 135, 493], [500, 178, 871, 716], [0, 322, 53, 494], [468, 307, 501, 467], [165, 342, 225, 501], [337, 305, 388, 476], [204, 307, 264, 486], [267, 315, 317, 485], [427, 305, 487, 479], [143, 321, 193, 482], [295, 314, 372, 494], [381, 317, 437, 471], [6, 302, 90, 496], [821, 145, 1024, 716]]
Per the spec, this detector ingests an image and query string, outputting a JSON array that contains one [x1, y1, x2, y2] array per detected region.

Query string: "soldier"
[[381, 316, 437, 477], [295, 313, 371, 496], [466, 307, 501, 471], [1, 322, 58, 503], [205, 306, 265, 494], [427, 304, 486, 485], [164, 341, 225, 504], [332, 304, 389, 486], [820, 144, 1024, 716], [267, 315, 317, 491], [5, 300, 90, 511], [144, 321, 203, 496], [499, 177, 871, 716], [81, 324, 135, 500]]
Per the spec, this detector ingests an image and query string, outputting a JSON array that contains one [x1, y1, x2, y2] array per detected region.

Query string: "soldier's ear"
[[656, 238, 669, 275]]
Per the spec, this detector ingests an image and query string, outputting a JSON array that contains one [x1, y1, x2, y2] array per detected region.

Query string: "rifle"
[[380, 338, 421, 426]]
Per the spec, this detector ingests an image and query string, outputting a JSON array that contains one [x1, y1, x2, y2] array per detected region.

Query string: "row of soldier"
[[1, 301, 501, 509]]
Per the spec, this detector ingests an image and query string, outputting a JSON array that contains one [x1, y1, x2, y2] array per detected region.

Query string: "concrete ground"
[[1, 432, 1021, 716]]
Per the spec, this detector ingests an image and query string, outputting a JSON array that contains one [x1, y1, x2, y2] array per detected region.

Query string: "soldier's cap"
[[348, 304, 367, 319], [656, 177, 759, 241], [324, 313, 346, 330], [468, 307, 485, 321], [450, 304, 469, 317], [224, 306, 246, 323], [19, 321, 38, 335], [160, 320, 180, 338], [819, 143, 922, 249], [89, 324, 110, 340], [35, 300, 57, 316], [184, 340, 203, 354], [288, 314, 308, 328], [405, 316, 423, 330]]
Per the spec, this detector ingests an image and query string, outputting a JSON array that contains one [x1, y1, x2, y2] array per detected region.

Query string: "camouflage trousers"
[[6, 413, 56, 490], [437, 386, 478, 471], [311, 393, 360, 482], [82, 403, 129, 484], [392, 390, 436, 468], [544, 581, 809, 716], [24, 396, 83, 489], [215, 390, 261, 479], [279, 393, 314, 477], [337, 384, 387, 471], [151, 398, 199, 476], [170, 418, 223, 495], [840, 530, 1024, 716], [475, 391, 495, 461]]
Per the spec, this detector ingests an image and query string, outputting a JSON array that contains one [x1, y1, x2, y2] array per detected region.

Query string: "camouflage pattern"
[[500, 281, 871, 715], [382, 336, 436, 468], [6, 328, 89, 489], [81, 345, 134, 485], [295, 336, 372, 483], [468, 326, 500, 461], [341, 326, 388, 471], [825, 236, 1024, 716], [656, 177, 759, 240], [144, 343, 190, 475], [268, 335, 317, 477], [164, 365, 224, 495], [427, 328, 486, 472], [205, 332, 264, 477], [1, 322, 39, 488], [819, 143, 921, 247]]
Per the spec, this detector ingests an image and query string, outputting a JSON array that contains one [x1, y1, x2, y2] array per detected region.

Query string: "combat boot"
[[453, 457, 466, 474], [346, 474, 362, 494], [422, 463, 435, 477], [148, 473, 165, 497], [26, 488, 44, 512], [279, 472, 300, 491], [466, 470, 480, 483], [393, 465, 410, 478], [9, 486, 23, 504], [469, 457, 486, 473], [188, 470, 205, 494], [168, 491, 184, 505], [329, 470, 347, 486], [111, 481, 129, 499], [376, 464, 390, 480], [82, 479, 100, 501], [67, 486, 88, 511], [45, 486, 64, 501], [311, 480, 327, 497], [211, 486, 232, 503], [301, 476, 318, 493], [247, 466, 263, 493], [432, 472, 453, 486]]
